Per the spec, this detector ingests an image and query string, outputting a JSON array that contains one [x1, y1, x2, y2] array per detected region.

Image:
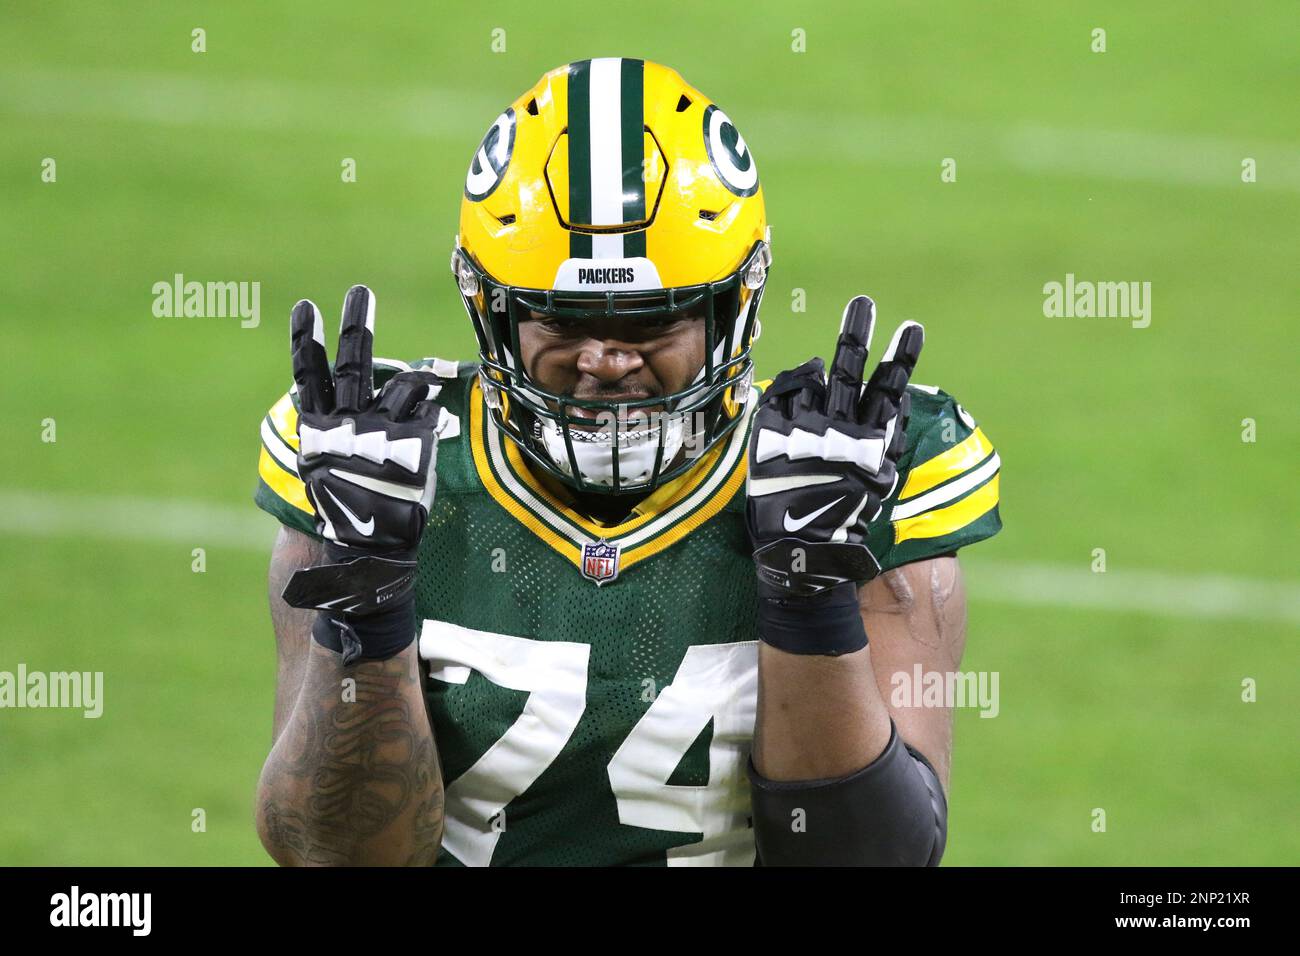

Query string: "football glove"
[[747, 295, 923, 596], [280, 285, 446, 618]]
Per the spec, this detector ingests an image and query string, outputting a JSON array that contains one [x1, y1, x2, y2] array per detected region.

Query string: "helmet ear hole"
[[526, 97, 539, 116], [675, 94, 692, 112]]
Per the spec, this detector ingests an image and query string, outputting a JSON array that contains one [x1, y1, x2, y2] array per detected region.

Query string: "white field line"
[[0, 490, 274, 551], [2, 67, 1298, 192], [959, 562, 1300, 627], [1, 489, 1296, 626]]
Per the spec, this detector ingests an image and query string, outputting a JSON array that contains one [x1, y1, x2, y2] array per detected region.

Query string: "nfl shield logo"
[[580, 540, 621, 586]]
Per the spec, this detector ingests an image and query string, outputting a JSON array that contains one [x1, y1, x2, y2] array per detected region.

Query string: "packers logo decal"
[[703, 105, 758, 197], [465, 107, 516, 201]]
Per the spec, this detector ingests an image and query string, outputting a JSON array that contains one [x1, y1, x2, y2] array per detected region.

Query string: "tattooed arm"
[[255, 526, 444, 866]]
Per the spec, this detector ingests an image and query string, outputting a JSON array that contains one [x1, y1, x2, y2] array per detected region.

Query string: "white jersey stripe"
[[889, 452, 1001, 521], [260, 418, 299, 474]]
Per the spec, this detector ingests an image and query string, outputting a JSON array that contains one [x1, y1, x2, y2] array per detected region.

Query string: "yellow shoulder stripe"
[[900, 427, 993, 501], [258, 446, 313, 515], [268, 392, 300, 451], [894, 474, 998, 545]]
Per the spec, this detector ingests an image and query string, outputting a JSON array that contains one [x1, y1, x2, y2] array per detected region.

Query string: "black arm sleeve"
[[748, 720, 947, 866]]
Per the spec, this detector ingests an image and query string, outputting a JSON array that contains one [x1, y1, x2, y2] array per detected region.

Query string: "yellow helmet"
[[451, 58, 771, 494]]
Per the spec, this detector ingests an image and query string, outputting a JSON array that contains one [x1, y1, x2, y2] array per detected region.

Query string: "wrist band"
[[756, 580, 867, 656], [312, 595, 416, 666]]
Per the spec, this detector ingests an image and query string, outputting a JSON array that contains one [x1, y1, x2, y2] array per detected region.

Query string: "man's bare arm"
[[267, 525, 321, 741], [255, 525, 444, 866], [859, 555, 968, 791], [751, 556, 966, 790]]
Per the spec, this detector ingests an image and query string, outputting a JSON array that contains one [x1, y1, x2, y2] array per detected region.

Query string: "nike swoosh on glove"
[[292, 286, 446, 551], [746, 295, 924, 596]]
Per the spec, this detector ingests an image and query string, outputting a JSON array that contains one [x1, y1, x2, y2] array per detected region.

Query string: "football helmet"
[[451, 58, 771, 494]]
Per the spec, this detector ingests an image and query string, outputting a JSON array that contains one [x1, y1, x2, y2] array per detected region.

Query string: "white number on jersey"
[[420, 620, 758, 866]]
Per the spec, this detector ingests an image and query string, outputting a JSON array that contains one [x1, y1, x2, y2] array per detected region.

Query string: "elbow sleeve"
[[748, 720, 947, 866]]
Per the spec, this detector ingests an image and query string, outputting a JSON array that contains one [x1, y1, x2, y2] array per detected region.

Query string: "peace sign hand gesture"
[[281, 285, 447, 619], [746, 295, 924, 596]]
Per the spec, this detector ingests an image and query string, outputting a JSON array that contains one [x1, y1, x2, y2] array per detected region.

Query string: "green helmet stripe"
[[567, 59, 592, 258], [620, 58, 646, 256]]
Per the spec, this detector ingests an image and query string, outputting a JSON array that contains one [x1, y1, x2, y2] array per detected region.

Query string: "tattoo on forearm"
[[260, 649, 444, 865], [258, 800, 352, 866], [405, 745, 446, 867]]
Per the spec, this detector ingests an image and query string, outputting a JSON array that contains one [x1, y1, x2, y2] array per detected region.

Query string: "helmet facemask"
[[452, 239, 770, 494]]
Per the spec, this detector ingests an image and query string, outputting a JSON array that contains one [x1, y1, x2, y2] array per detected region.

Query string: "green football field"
[[1, 1, 1296, 865]]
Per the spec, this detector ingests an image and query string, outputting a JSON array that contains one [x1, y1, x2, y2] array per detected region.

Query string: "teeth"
[[535, 408, 695, 487], [535, 415, 685, 446]]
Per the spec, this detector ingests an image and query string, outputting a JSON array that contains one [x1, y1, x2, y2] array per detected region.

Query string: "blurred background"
[[1, 1, 1296, 865]]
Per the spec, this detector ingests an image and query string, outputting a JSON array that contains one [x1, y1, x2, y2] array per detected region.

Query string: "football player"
[[253, 59, 1001, 866]]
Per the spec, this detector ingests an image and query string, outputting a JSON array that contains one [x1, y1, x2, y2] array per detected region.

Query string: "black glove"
[[280, 285, 445, 628], [747, 295, 923, 597]]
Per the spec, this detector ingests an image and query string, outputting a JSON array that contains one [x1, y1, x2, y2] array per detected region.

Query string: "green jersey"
[[255, 359, 1002, 866]]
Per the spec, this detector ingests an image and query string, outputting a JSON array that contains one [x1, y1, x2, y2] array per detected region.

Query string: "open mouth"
[[561, 398, 664, 428]]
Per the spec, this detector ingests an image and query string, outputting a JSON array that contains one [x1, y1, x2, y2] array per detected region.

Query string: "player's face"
[[517, 304, 706, 424]]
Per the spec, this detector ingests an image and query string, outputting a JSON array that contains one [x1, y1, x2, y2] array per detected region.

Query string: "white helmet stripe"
[[588, 57, 625, 230]]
